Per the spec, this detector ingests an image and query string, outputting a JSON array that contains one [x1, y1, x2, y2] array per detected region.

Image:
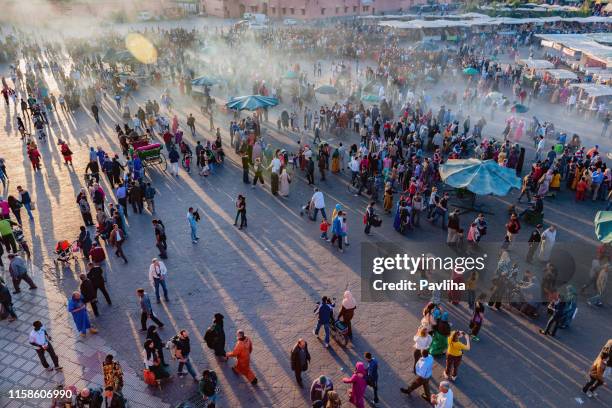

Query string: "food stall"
[[570, 83, 612, 117]]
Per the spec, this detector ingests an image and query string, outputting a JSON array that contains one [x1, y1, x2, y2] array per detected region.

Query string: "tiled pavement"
[[0, 44, 611, 408], [0, 263, 170, 408]]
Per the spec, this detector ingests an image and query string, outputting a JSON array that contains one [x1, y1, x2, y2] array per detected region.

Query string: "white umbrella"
[[487, 91, 504, 101]]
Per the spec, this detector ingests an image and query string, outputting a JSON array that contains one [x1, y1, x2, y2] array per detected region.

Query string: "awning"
[[518, 58, 555, 69], [545, 69, 578, 81], [570, 83, 612, 97]]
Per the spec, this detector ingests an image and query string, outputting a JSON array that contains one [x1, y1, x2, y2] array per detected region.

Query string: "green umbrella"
[[463, 67, 479, 76], [283, 71, 298, 79], [511, 103, 529, 113], [315, 85, 338, 95], [595, 211, 612, 243]]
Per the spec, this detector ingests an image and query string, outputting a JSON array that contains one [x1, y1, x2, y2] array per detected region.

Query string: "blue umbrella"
[[192, 76, 220, 86], [463, 67, 479, 76], [439, 159, 521, 196], [511, 103, 529, 113], [315, 85, 338, 95], [595, 211, 612, 243], [226, 95, 279, 111], [283, 71, 298, 79]]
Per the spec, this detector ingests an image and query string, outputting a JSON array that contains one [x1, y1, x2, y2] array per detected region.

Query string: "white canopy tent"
[[544, 69, 578, 81], [518, 58, 555, 69], [570, 83, 612, 98]]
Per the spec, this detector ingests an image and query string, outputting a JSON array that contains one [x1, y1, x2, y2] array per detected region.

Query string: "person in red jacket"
[[226, 330, 257, 385], [576, 177, 588, 201], [505, 213, 521, 248]]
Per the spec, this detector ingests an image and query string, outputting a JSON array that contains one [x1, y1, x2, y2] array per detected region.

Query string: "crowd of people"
[[0, 12, 610, 408]]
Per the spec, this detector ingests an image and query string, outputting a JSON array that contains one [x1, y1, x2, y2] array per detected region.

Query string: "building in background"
[[200, 0, 446, 19]]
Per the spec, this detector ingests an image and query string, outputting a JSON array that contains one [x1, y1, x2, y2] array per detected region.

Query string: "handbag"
[[143, 368, 157, 385], [30, 202, 36, 211]]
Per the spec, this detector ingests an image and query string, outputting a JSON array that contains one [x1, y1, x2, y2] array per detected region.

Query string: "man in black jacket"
[[76, 387, 103, 408], [526, 224, 542, 263], [540, 293, 566, 337], [87, 262, 112, 305], [91, 102, 100, 124], [111, 156, 124, 187], [306, 157, 315, 185], [79, 274, 99, 317], [0, 280, 17, 321], [290, 339, 311, 387]]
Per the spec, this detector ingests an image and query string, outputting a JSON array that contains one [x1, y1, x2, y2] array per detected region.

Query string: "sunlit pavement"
[[0, 31, 611, 408]]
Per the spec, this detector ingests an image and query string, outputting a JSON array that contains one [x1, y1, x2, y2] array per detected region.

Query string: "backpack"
[[201, 371, 218, 396], [204, 326, 218, 349], [166, 336, 178, 359]]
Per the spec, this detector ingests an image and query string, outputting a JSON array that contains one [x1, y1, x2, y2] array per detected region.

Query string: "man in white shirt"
[[29, 321, 62, 371], [350, 155, 360, 184], [148, 258, 169, 303], [431, 381, 453, 408], [268, 154, 282, 195], [310, 188, 326, 221]]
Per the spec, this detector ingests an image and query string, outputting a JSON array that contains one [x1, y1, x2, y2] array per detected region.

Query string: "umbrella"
[[439, 159, 522, 196], [192, 76, 220, 86], [283, 71, 298, 79], [594, 211, 612, 243], [463, 67, 479, 76], [315, 85, 338, 95], [487, 91, 504, 101], [226, 95, 279, 111], [103, 50, 135, 63], [361, 94, 380, 103], [511, 103, 529, 113]]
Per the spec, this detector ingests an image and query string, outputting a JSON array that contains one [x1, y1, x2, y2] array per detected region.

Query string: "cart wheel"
[[333, 330, 349, 347], [159, 153, 167, 171]]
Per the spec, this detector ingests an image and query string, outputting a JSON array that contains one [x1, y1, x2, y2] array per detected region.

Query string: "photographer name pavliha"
[[372, 279, 466, 291]]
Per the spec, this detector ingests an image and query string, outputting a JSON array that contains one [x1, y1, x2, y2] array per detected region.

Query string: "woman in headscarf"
[[279, 168, 291, 197], [537, 169, 553, 197], [338, 290, 357, 340], [68, 292, 97, 337], [210, 313, 227, 358], [171, 114, 179, 134], [429, 311, 451, 357], [331, 147, 340, 173], [342, 362, 367, 408], [514, 119, 524, 142], [383, 182, 393, 214], [539, 225, 557, 262]]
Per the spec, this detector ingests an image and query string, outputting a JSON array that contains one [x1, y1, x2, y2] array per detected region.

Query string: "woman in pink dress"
[[514, 119, 524, 142], [171, 115, 179, 134], [342, 362, 367, 408]]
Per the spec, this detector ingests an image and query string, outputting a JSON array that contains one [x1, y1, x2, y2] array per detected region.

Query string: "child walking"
[[320, 218, 330, 241]]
